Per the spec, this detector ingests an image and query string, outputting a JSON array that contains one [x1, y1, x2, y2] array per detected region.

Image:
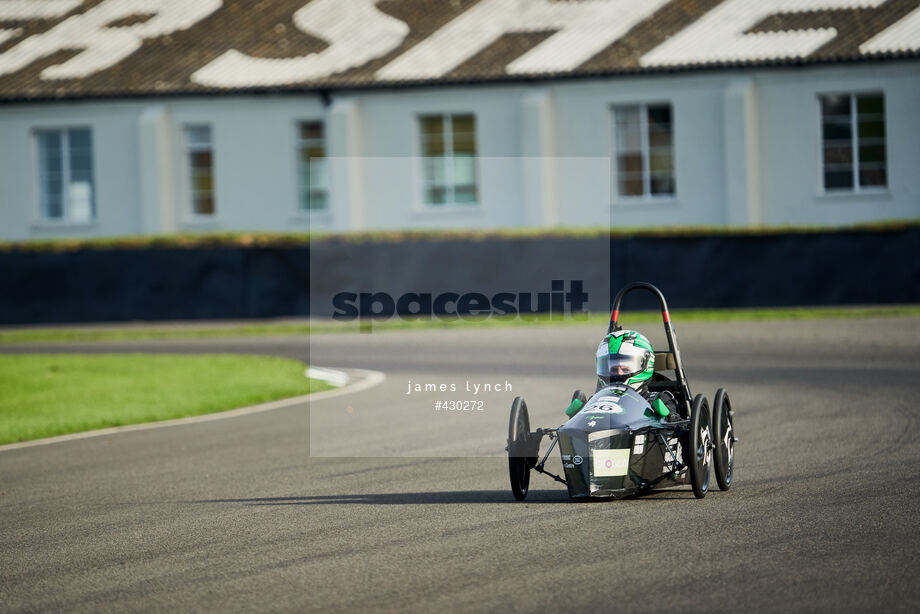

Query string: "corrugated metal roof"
[[0, 0, 917, 101]]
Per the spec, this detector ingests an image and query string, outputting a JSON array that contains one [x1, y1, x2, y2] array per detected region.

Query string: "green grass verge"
[[1, 304, 918, 345], [1, 219, 917, 252], [0, 354, 332, 445]]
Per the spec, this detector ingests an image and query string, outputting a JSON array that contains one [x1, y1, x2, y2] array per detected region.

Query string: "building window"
[[297, 121, 327, 211], [35, 128, 95, 222], [820, 93, 887, 191], [184, 125, 215, 216], [420, 114, 477, 206], [613, 103, 674, 198]]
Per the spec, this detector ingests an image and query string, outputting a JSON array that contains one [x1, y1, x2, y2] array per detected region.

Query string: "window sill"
[[413, 203, 483, 216], [611, 197, 678, 208], [179, 216, 219, 230], [290, 210, 332, 225], [815, 189, 891, 202], [31, 220, 98, 231]]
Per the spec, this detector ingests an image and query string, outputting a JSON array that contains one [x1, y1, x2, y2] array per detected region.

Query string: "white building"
[[0, 0, 918, 241]]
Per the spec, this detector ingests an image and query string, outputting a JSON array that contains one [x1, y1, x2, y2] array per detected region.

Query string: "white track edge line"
[[0, 367, 385, 452]]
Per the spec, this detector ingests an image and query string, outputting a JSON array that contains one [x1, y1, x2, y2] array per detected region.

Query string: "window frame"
[[295, 119, 328, 214], [183, 123, 216, 220], [611, 101, 676, 204], [32, 126, 97, 225], [416, 112, 480, 210], [817, 90, 888, 195]]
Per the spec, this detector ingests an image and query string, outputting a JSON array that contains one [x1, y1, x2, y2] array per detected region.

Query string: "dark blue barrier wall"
[[610, 227, 920, 310], [0, 227, 917, 324]]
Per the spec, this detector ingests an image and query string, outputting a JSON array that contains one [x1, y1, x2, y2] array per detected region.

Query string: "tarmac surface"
[[1, 317, 919, 612]]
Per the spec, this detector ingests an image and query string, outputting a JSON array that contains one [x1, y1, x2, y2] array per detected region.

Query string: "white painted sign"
[[0, 0, 81, 19], [860, 6, 920, 54], [641, 0, 888, 67], [0, 0, 82, 47], [0, 0, 911, 86], [192, 0, 408, 87], [377, 0, 669, 80], [0, 0, 221, 79]]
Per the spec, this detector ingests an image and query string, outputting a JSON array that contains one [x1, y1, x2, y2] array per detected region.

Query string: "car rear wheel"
[[507, 397, 533, 501], [688, 394, 713, 499], [713, 388, 735, 491]]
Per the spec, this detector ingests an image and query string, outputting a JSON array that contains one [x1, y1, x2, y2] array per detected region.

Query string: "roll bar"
[[608, 282, 692, 417]]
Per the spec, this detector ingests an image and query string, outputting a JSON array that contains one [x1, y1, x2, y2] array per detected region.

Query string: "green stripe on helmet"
[[633, 336, 653, 351], [626, 370, 653, 387]]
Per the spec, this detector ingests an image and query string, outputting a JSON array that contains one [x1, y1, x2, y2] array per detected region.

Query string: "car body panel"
[[557, 385, 689, 498]]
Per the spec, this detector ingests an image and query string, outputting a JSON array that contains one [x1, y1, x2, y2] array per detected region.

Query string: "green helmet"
[[596, 330, 655, 390]]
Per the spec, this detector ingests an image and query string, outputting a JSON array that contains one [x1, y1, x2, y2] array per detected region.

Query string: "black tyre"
[[508, 397, 533, 501], [688, 394, 713, 499], [713, 388, 735, 491]]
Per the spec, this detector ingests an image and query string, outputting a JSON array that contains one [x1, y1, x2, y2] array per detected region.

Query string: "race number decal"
[[592, 449, 630, 477], [592, 396, 623, 413]]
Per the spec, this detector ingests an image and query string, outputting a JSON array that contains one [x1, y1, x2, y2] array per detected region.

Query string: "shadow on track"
[[190, 490, 574, 505], [191, 488, 695, 506]]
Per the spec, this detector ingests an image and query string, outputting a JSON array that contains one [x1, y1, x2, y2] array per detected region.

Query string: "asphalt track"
[[1, 317, 919, 612]]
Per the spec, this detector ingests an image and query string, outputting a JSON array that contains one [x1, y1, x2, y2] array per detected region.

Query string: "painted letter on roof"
[[0, 0, 221, 79], [0, 0, 82, 48], [860, 6, 920, 54], [0, 0, 81, 19], [377, 0, 668, 80], [640, 0, 888, 67], [192, 0, 409, 87]]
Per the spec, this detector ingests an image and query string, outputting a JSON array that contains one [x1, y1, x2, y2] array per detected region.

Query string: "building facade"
[[0, 0, 918, 240]]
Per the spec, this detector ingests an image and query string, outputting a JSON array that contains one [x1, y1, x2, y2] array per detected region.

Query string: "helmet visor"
[[597, 347, 649, 382]]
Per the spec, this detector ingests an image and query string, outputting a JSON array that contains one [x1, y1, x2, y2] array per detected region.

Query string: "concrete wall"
[[0, 60, 917, 241], [550, 73, 730, 228], [0, 100, 145, 240], [355, 86, 527, 231], [0, 95, 331, 241], [757, 62, 920, 226], [163, 96, 327, 234]]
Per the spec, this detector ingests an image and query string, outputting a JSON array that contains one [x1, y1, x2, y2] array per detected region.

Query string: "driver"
[[595, 329, 655, 392], [591, 329, 678, 420]]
